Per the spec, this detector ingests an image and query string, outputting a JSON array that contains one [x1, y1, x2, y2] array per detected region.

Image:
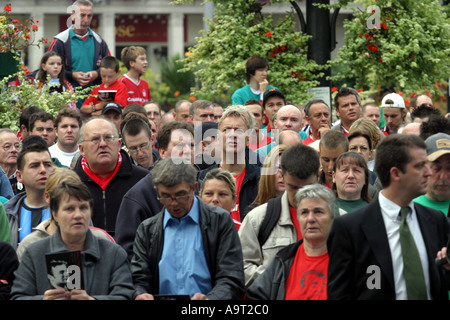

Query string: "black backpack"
[[257, 196, 282, 248]]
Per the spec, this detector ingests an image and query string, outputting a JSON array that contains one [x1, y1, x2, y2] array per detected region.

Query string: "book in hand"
[[97, 90, 117, 101], [45, 251, 84, 290]]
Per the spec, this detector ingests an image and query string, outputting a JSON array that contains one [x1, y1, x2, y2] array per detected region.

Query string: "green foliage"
[[171, 0, 325, 105], [160, 54, 197, 106], [330, 0, 450, 97]]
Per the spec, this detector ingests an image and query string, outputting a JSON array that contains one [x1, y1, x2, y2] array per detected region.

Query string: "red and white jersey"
[[119, 74, 151, 105]]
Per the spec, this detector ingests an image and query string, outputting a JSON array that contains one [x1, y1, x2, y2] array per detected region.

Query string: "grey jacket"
[[131, 197, 245, 300], [10, 228, 135, 300], [4, 191, 27, 249]]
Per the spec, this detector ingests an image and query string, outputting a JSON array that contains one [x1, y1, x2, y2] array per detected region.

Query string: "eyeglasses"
[[2, 143, 21, 152], [83, 134, 118, 145], [157, 194, 191, 205], [128, 142, 150, 154]]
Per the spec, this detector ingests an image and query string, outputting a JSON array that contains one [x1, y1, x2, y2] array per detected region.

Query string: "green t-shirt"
[[231, 84, 277, 105], [337, 198, 369, 216], [413, 195, 450, 216]]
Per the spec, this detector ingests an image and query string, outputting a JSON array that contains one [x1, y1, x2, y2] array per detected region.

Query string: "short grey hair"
[[174, 99, 191, 113], [152, 157, 197, 188], [295, 183, 339, 218], [189, 99, 213, 117], [73, 0, 93, 8]]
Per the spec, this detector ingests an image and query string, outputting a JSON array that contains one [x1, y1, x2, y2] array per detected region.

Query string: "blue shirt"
[[158, 197, 212, 296]]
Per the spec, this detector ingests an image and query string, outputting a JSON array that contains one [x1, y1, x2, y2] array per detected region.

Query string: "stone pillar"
[[100, 12, 116, 57], [168, 12, 185, 59], [27, 11, 45, 71]]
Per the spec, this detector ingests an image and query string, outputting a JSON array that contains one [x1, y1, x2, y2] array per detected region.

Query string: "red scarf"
[[81, 153, 122, 190]]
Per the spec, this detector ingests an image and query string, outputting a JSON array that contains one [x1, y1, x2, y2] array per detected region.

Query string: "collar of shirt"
[[379, 191, 415, 223], [69, 26, 93, 39], [163, 196, 199, 228]]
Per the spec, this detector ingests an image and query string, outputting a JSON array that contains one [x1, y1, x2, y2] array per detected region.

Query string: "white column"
[[100, 12, 116, 57], [27, 11, 45, 72], [168, 12, 185, 59], [203, 1, 214, 31]]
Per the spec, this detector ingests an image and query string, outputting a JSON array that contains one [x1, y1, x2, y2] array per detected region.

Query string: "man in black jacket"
[[198, 106, 261, 227], [73, 118, 148, 238], [327, 134, 450, 300], [131, 158, 244, 300]]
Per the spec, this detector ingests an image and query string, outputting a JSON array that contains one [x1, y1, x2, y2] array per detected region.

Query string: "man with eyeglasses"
[[0, 129, 21, 196], [115, 121, 194, 260], [131, 157, 244, 300], [121, 113, 157, 171], [73, 118, 148, 238], [143, 101, 162, 133]]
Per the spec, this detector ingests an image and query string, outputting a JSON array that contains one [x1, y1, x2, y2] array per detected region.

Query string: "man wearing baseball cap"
[[414, 133, 450, 216], [262, 88, 286, 137], [102, 102, 123, 137], [380, 92, 407, 136]]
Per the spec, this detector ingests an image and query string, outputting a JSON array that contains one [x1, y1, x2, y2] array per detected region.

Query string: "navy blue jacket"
[[115, 171, 163, 261]]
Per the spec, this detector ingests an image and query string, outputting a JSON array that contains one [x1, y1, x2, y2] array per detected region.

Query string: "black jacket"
[[73, 150, 148, 237], [115, 171, 163, 261], [131, 197, 245, 300], [0, 241, 19, 300]]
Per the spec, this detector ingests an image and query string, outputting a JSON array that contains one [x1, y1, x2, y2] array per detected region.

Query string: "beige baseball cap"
[[425, 133, 450, 162]]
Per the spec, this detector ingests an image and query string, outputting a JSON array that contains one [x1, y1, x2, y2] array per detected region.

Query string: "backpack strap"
[[257, 196, 282, 247]]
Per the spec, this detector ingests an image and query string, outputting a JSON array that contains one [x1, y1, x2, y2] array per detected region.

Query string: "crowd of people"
[[0, 0, 450, 301]]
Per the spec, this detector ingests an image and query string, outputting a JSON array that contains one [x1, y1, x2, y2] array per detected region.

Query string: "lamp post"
[[290, 0, 340, 111]]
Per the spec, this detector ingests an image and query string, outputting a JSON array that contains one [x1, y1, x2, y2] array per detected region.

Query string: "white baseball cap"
[[380, 93, 405, 109]]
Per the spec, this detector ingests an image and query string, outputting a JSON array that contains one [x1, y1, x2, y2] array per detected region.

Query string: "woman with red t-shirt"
[[245, 184, 337, 300]]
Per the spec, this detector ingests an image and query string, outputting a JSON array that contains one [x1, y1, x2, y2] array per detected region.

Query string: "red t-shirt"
[[289, 205, 302, 241], [119, 74, 151, 105], [248, 134, 273, 151], [229, 167, 246, 230], [284, 243, 329, 300], [82, 79, 128, 107]]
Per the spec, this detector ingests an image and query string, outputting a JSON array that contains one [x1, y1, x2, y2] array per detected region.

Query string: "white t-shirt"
[[49, 144, 79, 168]]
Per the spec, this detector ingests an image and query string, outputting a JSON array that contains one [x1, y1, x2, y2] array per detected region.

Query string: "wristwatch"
[[92, 105, 96, 113]]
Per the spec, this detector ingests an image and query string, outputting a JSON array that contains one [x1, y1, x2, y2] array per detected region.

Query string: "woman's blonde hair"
[[45, 168, 82, 221], [349, 117, 383, 150]]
